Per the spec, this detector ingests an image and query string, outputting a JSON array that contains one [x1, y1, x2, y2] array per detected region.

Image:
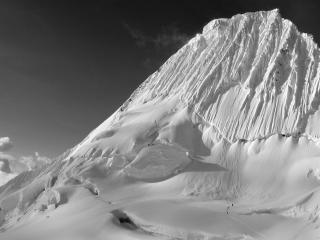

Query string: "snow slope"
[[1, 9, 320, 240], [71, 8, 320, 155]]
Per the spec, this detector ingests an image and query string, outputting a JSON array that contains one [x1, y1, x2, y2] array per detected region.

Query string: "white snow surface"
[[2, 9, 320, 240], [71, 9, 320, 157]]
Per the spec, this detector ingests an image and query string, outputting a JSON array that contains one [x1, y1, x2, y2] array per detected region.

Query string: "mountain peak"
[[3, 10, 320, 240], [202, 8, 281, 35], [69, 9, 320, 158]]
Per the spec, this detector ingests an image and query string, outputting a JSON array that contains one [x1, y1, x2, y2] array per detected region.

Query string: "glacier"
[[1, 9, 320, 240]]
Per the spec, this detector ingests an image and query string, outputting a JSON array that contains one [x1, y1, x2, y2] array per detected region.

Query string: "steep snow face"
[[3, 10, 320, 240], [72, 9, 320, 157], [139, 9, 320, 142]]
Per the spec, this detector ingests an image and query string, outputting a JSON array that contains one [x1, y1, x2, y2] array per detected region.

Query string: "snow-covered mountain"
[[71, 9, 320, 157], [1, 9, 320, 240]]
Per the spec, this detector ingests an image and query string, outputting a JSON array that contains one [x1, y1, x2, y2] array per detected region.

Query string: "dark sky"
[[0, 0, 319, 158]]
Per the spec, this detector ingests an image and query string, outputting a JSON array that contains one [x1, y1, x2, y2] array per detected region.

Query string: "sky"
[[0, 0, 319, 159]]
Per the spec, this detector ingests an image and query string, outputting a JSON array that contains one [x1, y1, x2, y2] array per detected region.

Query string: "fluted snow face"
[[126, 9, 320, 142]]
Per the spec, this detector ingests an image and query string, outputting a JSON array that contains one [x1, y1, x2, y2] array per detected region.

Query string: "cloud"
[[0, 137, 52, 173], [19, 152, 52, 171], [123, 22, 191, 69], [0, 152, 15, 161], [0, 152, 15, 173], [0, 137, 13, 152], [124, 22, 190, 51], [152, 25, 190, 51], [0, 137, 14, 174], [0, 150, 17, 187], [123, 22, 149, 47], [0, 150, 27, 174]]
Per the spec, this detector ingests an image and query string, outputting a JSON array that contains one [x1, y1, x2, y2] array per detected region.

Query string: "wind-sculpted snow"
[[112, 9, 320, 143], [68, 9, 320, 159], [2, 9, 320, 240]]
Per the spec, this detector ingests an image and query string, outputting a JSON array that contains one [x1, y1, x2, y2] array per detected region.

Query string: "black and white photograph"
[[1, 0, 320, 239]]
